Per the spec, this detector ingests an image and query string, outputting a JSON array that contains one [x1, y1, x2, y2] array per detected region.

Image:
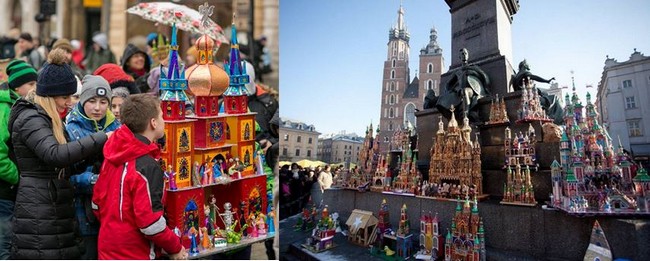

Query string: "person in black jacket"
[[120, 44, 151, 94], [9, 49, 111, 259], [244, 62, 278, 150]]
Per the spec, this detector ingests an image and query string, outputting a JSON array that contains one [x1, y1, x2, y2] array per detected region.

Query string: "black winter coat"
[[248, 92, 278, 144], [121, 43, 150, 94], [9, 98, 108, 260]]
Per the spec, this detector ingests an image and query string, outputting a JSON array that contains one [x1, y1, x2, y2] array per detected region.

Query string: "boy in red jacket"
[[92, 94, 187, 260]]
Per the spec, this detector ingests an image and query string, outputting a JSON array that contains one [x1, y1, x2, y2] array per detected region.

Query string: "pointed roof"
[[551, 160, 561, 168], [565, 169, 578, 182], [403, 76, 419, 98], [223, 13, 250, 97], [159, 23, 189, 103], [585, 220, 612, 259], [389, 1, 410, 42], [396, 2, 405, 31], [633, 167, 650, 182]]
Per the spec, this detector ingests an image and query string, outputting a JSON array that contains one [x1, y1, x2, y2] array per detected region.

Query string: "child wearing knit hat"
[[0, 60, 32, 258], [65, 74, 120, 260], [93, 63, 140, 95], [4, 59, 37, 97]]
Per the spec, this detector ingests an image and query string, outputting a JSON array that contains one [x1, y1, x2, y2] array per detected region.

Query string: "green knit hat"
[[6, 59, 37, 90]]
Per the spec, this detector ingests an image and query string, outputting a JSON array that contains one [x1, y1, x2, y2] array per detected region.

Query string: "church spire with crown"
[[397, 0, 405, 31], [421, 25, 442, 55], [389, 1, 410, 43]]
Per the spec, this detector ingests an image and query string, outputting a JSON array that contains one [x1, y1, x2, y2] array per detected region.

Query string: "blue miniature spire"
[[223, 13, 250, 97], [159, 23, 188, 103]]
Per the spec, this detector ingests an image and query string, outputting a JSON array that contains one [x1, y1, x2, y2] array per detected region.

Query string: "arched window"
[[390, 95, 395, 105], [404, 103, 416, 127], [392, 59, 396, 67], [390, 82, 395, 92], [389, 108, 394, 118], [427, 80, 433, 90], [391, 70, 395, 79], [427, 63, 433, 73], [389, 121, 394, 131]]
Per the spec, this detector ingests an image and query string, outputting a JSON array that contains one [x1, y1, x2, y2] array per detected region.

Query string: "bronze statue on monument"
[[435, 48, 490, 123], [510, 60, 564, 124]]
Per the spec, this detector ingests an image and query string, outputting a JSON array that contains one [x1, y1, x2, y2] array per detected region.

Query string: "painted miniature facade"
[[428, 107, 483, 198], [583, 221, 612, 261], [391, 144, 419, 194], [397, 204, 410, 236], [303, 206, 336, 253], [486, 94, 509, 125], [395, 204, 413, 259], [371, 154, 390, 192], [376, 199, 391, 245], [294, 207, 316, 231], [444, 198, 485, 261], [161, 7, 268, 255], [551, 90, 645, 214], [517, 78, 552, 123], [416, 212, 443, 260], [359, 123, 381, 175], [633, 168, 650, 212], [501, 125, 537, 206]]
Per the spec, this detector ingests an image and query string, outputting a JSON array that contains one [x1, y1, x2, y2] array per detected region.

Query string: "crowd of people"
[[278, 163, 345, 220], [0, 28, 279, 260]]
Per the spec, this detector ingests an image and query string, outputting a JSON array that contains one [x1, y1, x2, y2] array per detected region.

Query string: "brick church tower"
[[379, 4, 443, 152]]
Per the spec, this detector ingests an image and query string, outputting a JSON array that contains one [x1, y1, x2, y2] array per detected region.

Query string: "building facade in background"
[[378, 4, 444, 152], [545, 82, 564, 107], [279, 118, 320, 162], [597, 49, 650, 163], [318, 132, 363, 165]]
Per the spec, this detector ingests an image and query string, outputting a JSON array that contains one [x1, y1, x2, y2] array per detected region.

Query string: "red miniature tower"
[[158, 24, 195, 189], [376, 199, 391, 233], [221, 15, 257, 177]]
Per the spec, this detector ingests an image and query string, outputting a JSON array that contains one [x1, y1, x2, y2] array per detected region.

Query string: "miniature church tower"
[[186, 18, 229, 117], [223, 13, 250, 114], [160, 24, 189, 121], [445, 197, 484, 261], [633, 167, 650, 211]]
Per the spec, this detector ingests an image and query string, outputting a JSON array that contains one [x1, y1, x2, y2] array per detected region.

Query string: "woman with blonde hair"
[[9, 48, 111, 259]]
